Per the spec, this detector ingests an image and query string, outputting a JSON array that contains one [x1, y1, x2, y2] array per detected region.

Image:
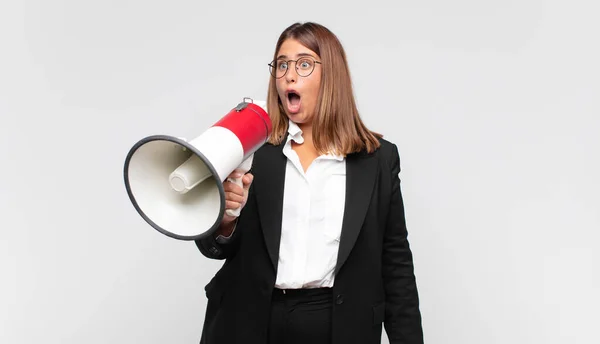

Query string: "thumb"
[[242, 173, 254, 190]]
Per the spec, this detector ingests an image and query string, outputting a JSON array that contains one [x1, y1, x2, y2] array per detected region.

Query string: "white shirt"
[[274, 121, 346, 289]]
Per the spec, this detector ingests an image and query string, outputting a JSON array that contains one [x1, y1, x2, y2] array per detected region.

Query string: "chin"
[[287, 113, 304, 123]]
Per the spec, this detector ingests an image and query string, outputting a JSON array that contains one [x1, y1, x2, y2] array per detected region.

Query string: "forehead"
[[276, 39, 318, 59]]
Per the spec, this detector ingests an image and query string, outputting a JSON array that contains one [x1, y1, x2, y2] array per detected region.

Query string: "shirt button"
[[335, 294, 344, 305]]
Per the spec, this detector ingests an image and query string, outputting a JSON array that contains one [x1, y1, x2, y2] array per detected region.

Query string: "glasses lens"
[[269, 59, 288, 78], [296, 58, 315, 77]]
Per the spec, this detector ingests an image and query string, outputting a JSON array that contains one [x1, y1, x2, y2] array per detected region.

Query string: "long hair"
[[266, 22, 382, 155]]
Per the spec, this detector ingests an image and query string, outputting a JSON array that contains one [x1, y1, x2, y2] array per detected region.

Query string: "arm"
[[382, 144, 424, 344], [195, 174, 255, 260], [194, 220, 241, 260]]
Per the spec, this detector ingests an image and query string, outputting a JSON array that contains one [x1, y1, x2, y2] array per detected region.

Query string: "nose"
[[284, 64, 298, 83]]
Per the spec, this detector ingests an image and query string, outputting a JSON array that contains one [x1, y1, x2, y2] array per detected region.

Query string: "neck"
[[298, 122, 313, 144]]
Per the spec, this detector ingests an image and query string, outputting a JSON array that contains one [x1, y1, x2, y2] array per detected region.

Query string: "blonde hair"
[[266, 22, 382, 155]]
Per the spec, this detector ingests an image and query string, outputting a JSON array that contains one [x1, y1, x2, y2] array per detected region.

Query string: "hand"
[[221, 171, 254, 226]]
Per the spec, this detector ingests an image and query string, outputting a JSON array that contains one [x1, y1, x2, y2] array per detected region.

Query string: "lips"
[[285, 89, 301, 114]]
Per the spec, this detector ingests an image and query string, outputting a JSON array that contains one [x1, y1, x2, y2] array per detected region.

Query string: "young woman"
[[196, 22, 424, 344]]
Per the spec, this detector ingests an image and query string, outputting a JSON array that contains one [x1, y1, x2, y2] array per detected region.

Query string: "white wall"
[[1, 1, 598, 343]]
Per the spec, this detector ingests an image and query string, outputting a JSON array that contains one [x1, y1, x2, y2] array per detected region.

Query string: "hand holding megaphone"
[[222, 168, 254, 224], [123, 98, 272, 241], [224, 155, 253, 218]]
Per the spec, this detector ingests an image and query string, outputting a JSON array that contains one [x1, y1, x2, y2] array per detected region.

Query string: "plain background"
[[1, 0, 598, 343]]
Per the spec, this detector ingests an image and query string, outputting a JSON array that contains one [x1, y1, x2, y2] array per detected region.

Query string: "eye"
[[277, 60, 288, 70], [298, 58, 313, 69]]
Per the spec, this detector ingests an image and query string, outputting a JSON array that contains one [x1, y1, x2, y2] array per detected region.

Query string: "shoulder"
[[371, 137, 400, 163], [249, 141, 286, 174], [375, 137, 396, 155], [254, 141, 284, 160], [370, 137, 401, 175]]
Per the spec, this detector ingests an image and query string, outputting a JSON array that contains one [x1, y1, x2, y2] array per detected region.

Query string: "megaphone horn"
[[123, 98, 272, 241]]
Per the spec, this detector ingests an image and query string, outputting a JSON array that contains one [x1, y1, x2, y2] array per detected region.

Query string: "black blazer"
[[195, 137, 423, 344]]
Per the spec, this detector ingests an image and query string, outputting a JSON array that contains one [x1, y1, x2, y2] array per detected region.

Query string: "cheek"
[[275, 82, 286, 99], [308, 79, 321, 100]]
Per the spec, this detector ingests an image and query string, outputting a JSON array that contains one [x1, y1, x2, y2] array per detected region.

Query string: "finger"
[[228, 171, 243, 179], [225, 200, 241, 210], [225, 191, 244, 203], [223, 180, 244, 194], [242, 173, 254, 188]]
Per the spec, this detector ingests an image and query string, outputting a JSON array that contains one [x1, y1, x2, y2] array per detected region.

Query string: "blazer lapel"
[[335, 150, 378, 275], [253, 141, 287, 271]]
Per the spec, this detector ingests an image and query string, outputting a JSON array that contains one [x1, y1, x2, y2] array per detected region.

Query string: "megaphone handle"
[[224, 154, 253, 217], [225, 172, 245, 217]]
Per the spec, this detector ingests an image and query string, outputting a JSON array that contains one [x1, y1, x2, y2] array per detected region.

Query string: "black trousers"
[[268, 288, 333, 344]]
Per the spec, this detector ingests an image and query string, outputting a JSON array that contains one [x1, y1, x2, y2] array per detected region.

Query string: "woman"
[[196, 22, 423, 344]]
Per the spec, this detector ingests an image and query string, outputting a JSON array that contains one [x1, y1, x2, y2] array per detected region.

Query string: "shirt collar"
[[287, 120, 304, 144], [286, 121, 345, 161]]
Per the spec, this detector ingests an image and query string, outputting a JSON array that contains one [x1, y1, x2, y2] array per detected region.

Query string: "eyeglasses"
[[268, 57, 322, 79]]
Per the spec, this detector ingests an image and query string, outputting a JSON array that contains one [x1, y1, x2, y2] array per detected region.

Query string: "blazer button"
[[209, 246, 220, 255], [335, 294, 344, 305]]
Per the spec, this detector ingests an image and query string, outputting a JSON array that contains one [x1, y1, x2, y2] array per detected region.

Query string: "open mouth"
[[286, 90, 301, 113]]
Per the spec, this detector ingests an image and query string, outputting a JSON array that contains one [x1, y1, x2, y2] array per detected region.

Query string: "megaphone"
[[123, 98, 272, 241]]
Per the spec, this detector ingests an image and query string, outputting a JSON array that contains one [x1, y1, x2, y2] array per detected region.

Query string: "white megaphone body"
[[123, 98, 272, 241]]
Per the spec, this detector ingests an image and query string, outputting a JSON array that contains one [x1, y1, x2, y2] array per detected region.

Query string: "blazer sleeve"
[[382, 144, 424, 344], [194, 180, 256, 260]]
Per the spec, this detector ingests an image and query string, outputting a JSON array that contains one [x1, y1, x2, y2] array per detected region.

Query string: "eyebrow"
[[276, 52, 316, 59]]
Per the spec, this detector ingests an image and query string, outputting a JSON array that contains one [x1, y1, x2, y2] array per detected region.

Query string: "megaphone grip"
[[224, 154, 254, 217], [225, 174, 244, 217]]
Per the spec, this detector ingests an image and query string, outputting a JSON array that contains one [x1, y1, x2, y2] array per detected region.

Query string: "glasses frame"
[[268, 57, 322, 79]]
